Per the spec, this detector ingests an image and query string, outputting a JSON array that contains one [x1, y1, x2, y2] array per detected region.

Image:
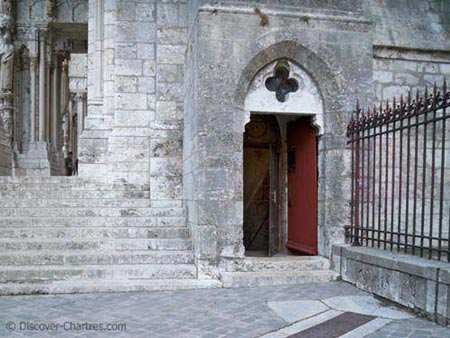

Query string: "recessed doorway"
[[243, 114, 318, 257]]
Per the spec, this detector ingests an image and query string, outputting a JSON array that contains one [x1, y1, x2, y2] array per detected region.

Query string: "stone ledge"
[[332, 245, 448, 281], [332, 244, 450, 326]]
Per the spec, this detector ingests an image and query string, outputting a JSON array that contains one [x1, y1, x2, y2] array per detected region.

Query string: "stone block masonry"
[[373, 57, 450, 107], [332, 245, 450, 326]]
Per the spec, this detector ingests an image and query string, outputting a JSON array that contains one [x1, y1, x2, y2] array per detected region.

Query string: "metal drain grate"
[[288, 312, 376, 338]]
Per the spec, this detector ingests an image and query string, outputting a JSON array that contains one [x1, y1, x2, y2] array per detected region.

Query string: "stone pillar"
[[38, 30, 46, 142], [76, 92, 86, 159], [60, 57, 69, 157], [46, 59, 51, 142], [51, 56, 59, 152], [29, 56, 37, 143]]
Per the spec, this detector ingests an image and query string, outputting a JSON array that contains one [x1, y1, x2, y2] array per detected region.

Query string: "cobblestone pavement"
[[0, 282, 448, 338]]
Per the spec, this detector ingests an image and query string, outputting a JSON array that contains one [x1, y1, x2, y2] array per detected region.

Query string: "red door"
[[287, 119, 318, 255]]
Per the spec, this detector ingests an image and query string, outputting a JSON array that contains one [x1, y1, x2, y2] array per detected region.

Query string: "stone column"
[[38, 30, 47, 142], [60, 57, 69, 157], [76, 92, 86, 158], [46, 59, 51, 142], [51, 56, 59, 152], [29, 56, 37, 143]]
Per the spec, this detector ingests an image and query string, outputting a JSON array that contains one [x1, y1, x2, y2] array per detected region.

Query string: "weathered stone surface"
[[334, 245, 450, 326], [1, 0, 449, 297]]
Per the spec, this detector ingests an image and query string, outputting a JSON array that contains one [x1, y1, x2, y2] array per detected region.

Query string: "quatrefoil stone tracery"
[[265, 63, 300, 103]]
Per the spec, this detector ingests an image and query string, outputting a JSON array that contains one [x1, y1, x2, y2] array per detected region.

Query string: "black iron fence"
[[347, 81, 450, 261]]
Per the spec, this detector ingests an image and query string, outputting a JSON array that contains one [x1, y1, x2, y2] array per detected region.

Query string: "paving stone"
[[267, 300, 329, 323], [0, 282, 448, 338]]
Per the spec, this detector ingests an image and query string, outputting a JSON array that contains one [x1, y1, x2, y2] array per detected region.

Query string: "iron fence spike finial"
[[444, 78, 447, 93]]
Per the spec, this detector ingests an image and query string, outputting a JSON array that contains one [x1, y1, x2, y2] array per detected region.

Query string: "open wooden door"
[[287, 119, 318, 255]]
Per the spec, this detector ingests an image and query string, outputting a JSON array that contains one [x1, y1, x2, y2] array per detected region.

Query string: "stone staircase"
[[0, 176, 220, 295], [220, 255, 339, 288]]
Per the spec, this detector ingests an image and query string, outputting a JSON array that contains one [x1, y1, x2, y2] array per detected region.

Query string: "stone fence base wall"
[[332, 244, 450, 326]]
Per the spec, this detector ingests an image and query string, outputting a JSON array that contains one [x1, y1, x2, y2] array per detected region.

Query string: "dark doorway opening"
[[243, 115, 280, 257]]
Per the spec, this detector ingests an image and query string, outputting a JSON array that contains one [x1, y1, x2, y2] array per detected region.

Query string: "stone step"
[[0, 264, 198, 283], [0, 278, 222, 296], [0, 207, 184, 218], [0, 250, 194, 266], [0, 226, 189, 240], [0, 198, 151, 208], [0, 238, 192, 251], [0, 190, 150, 199], [0, 181, 149, 192], [0, 176, 147, 189], [220, 270, 339, 288], [0, 216, 184, 227], [224, 256, 331, 272]]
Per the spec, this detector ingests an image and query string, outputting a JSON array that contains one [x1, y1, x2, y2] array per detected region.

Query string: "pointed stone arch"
[[234, 40, 340, 136]]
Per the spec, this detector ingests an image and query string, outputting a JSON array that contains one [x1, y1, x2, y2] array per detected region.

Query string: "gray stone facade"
[[0, 0, 448, 294]]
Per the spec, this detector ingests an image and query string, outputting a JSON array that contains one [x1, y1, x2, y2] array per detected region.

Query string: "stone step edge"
[[220, 269, 339, 278], [0, 278, 223, 296], [0, 226, 188, 229], [0, 249, 194, 256], [220, 270, 340, 288], [0, 263, 197, 272], [0, 226, 188, 232], [0, 224, 186, 228], [0, 237, 191, 243]]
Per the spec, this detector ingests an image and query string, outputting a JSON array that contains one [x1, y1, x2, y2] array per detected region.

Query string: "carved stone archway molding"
[[244, 59, 324, 135]]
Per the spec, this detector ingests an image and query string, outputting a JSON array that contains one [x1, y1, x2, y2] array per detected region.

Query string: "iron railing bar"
[[405, 94, 412, 255], [349, 226, 449, 239], [429, 87, 438, 259], [397, 102, 404, 252], [391, 105, 397, 252], [354, 108, 361, 246], [361, 114, 366, 246], [412, 92, 420, 257], [377, 110, 383, 249], [384, 108, 389, 250], [420, 90, 428, 258], [366, 119, 371, 247], [350, 112, 356, 244], [438, 92, 446, 261], [372, 112, 377, 248]]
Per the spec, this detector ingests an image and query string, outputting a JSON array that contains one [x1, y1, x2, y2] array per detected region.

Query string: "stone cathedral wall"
[[0, 0, 448, 279]]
